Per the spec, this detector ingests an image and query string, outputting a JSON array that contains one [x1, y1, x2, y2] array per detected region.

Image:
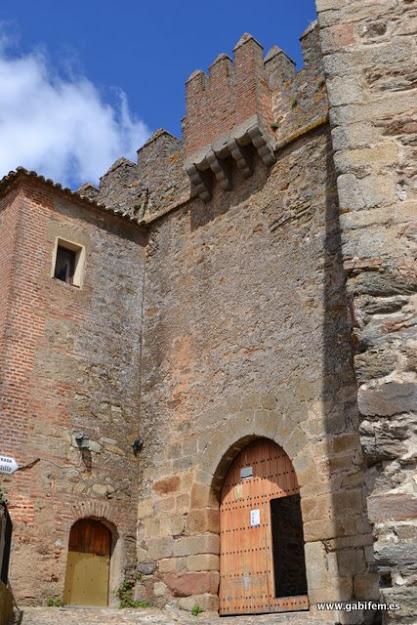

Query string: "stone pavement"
[[15, 607, 332, 625]]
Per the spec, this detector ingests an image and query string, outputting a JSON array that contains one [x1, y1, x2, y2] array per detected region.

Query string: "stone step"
[[15, 606, 333, 625]]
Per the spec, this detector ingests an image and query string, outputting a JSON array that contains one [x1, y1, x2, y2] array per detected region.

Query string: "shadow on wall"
[[187, 130, 380, 622], [190, 154, 272, 232], [0, 501, 16, 625], [322, 131, 379, 620]]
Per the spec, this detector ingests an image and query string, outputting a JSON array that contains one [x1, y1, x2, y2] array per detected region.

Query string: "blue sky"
[[0, 0, 316, 186]]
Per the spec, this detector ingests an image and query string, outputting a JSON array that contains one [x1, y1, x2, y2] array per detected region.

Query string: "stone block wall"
[[135, 120, 376, 621], [1, 6, 416, 620], [0, 176, 146, 605], [269, 21, 327, 147], [316, 0, 417, 622], [79, 130, 190, 223]]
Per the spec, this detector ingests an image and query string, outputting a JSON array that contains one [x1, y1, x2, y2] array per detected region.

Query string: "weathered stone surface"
[[137, 500, 153, 520], [137, 562, 157, 575], [381, 587, 417, 623], [163, 572, 219, 597], [337, 173, 395, 210], [177, 593, 219, 613], [375, 543, 417, 577], [153, 477, 180, 495], [3, 4, 417, 618], [186, 554, 219, 572], [304, 541, 333, 592], [353, 572, 379, 601], [337, 548, 366, 576], [358, 382, 417, 417], [186, 509, 219, 534], [173, 535, 219, 558], [17, 606, 333, 625], [89, 132, 189, 221], [316, 0, 417, 619], [153, 582, 167, 597], [147, 538, 174, 560], [368, 494, 417, 523]]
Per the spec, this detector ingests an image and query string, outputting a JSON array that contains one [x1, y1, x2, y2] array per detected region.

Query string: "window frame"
[[51, 237, 86, 288]]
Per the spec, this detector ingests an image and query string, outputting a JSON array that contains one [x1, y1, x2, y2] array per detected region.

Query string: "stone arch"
[[186, 413, 335, 613], [194, 410, 313, 508], [68, 500, 122, 531]]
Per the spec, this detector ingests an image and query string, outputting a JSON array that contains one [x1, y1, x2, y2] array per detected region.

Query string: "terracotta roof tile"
[[0, 167, 143, 225]]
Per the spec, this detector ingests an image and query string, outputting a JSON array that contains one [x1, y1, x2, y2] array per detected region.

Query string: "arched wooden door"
[[219, 439, 308, 615], [63, 519, 111, 606]]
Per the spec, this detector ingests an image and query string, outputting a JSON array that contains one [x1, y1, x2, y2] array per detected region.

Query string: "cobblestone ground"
[[16, 607, 331, 625]]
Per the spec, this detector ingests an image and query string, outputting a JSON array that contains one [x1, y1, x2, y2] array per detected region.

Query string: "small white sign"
[[0, 455, 19, 475], [240, 466, 253, 479], [250, 508, 260, 527]]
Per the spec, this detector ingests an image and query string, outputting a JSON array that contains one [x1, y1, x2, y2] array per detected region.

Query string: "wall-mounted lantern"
[[74, 431, 92, 471], [74, 431, 89, 449], [132, 438, 144, 456]]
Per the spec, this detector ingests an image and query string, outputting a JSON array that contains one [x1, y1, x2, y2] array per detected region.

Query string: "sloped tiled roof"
[[0, 167, 142, 225]]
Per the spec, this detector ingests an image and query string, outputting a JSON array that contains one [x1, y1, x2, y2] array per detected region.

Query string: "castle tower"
[[183, 33, 277, 201], [1, 5, 416, 624]]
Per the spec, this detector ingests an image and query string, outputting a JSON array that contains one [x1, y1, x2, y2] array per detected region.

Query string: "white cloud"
[[0, 35, 150, 187]]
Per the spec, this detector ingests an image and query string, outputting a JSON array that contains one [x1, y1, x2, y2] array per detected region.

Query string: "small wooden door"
[[63, 519, 111, 606], [219, 439, 308, 615]]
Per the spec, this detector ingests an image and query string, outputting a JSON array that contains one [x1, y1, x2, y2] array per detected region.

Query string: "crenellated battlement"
[[184, 33, 274, 154], [4, 4, 415, 618], [184, 33, 277, 201], [89, 21, 327, 214], [184, 22, 327, 201]]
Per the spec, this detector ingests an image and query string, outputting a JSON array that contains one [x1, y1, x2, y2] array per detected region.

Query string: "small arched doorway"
[[63, 518, 112, 606], [219, 438, 308, 615]]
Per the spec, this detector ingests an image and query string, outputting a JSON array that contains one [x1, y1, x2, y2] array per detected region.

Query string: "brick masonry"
[[0, 4, 416, 625], [0, 177, 146, 605]]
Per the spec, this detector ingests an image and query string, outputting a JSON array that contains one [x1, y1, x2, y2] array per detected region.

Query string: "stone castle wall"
[[0, 178, 146, 604], [316, 0, 417, 622], [130, 27, 378, 621], [1, 3, 416, 623], [82, 24, 328, 220], [136, 124, 377, 619]]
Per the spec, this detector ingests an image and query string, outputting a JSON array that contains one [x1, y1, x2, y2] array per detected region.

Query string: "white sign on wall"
[[240, 466, 253, 479], [250, 508, 260, 527], [0, 455, 19, 475]]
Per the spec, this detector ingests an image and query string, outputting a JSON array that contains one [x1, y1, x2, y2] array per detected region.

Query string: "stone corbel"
[[185, 115, 277, 201], [206, 149, 232, 191], [247, 123, 276, 166], [185, 162, 211, 201], [227, 138, 252, 177]]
